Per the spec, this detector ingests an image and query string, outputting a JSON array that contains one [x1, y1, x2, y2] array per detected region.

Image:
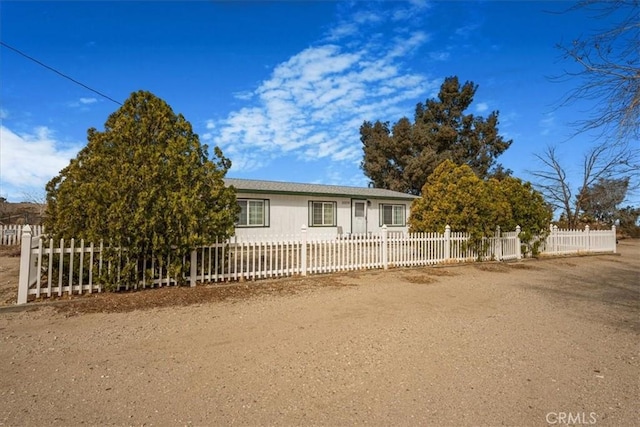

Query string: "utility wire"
[[0, 41, 123, 106]]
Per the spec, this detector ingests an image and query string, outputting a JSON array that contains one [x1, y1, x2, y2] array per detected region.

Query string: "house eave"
[[231, 187, 417, 201]]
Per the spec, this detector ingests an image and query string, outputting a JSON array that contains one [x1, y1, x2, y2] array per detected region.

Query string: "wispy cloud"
[[68, 97, 99, 108], [429, 51, 450, 61], [211, 2, 438, 176], [233, 91, 254, 101], [539, 113, 555, 136], [392, 0, 431, 22], [325, 22, 359, 41], [0, 126, 81, 200], [476, 102, 489, 113], [0, 109, 8, 119], [455, 23, 480, 38]]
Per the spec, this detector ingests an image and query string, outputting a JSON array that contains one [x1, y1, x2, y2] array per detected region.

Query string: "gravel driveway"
[[1, 240, 638, 426]]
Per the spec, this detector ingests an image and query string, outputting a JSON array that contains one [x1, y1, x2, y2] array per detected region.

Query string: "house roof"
[[225, 178, 418, 201]]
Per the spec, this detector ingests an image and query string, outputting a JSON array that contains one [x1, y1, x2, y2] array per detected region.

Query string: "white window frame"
[[309, 201, 337, 227], [237, 199, 270, 227], [380, 204, 406, 227]]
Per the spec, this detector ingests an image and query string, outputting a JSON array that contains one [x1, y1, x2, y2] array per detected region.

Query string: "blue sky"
[[0, 1, 611, 203]]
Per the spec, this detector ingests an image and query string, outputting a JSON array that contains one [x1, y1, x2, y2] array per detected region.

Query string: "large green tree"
[[45, 90, 238, 286], [361, 76, 512, 195]]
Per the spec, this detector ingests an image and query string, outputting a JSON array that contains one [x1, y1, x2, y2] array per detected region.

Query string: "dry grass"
[[0, 245, 21, 257]]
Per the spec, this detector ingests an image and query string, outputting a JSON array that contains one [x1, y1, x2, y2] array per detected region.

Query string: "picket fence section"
[[17, 224, 617, 304], [543, 225, 617, 255], [1, 224, 43, 245]]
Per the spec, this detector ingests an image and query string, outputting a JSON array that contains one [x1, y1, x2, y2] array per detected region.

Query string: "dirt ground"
[[0, 241, 638, 426]]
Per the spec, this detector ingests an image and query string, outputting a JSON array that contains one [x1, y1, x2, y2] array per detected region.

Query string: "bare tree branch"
[[531, 142, 639, 227], [551, 0, 640, 142]]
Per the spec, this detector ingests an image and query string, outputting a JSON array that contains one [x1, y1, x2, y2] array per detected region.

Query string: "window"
[[237, 199, 269, 227], [380, 204, 406, 226], [309, 201, 337, 227]]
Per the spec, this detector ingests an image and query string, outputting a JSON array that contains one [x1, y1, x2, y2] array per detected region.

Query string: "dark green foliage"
[[616, 206, 640, 237], [44, 91, 238, 287], [579, 177, 629, 224], [361, 76, 512, 195]]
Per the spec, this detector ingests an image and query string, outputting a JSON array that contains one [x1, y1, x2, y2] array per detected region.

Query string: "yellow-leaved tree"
[[409, 160, 551, 255]]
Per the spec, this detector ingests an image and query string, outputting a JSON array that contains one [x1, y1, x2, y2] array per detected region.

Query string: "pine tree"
[[361, 76, 512, 194]]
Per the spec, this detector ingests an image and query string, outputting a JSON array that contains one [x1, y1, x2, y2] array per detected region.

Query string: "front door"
[[352, 200, 367, 234]]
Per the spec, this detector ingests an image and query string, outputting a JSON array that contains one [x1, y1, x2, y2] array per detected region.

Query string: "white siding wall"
[[233, 192, 412, 239]]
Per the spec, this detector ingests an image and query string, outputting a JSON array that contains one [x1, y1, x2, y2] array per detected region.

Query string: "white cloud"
[[325, 22, 359, 41], [392, 0, 431, 22], [0, 109, 8, 119], [455, 23, 480, 38], [353, 11, 383, 25], [211, 9, 437, 175], [68, 97, 99, 108], [233, 91, 254, 101], [539, 113, 555, 136], [476, 102, 489, 113], [429, 51, 450, 61], [0, 125, 81, 200], [387, 31, 429, 59]]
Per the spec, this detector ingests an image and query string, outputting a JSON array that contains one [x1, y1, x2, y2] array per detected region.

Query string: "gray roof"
[[225, 178, 418, 201]]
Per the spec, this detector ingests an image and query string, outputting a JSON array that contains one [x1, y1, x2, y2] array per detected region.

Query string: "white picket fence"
[[542, 225, 617, 255], [1, 224, 44, 245], [16, 224, 617, 304]]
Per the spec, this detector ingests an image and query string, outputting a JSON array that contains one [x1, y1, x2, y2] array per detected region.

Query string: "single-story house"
[[225, 178, 418, 239]]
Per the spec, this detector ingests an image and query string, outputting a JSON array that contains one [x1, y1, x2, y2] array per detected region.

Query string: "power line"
[[0, 41, 123, 106]]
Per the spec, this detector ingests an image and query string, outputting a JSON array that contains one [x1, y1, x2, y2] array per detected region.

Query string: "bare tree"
[[531, 143, 639, 228], [553, 0, 640, 141], [21, 191, 47, 217]]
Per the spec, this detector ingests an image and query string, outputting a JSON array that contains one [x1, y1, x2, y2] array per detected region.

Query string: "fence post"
[[381, 225, 388, 269], [444, 225, 451, 260], [584, 225, 590, 252], [17, 225, 33, 305], [515, 225, 522, 260], [611, 225, 617, 253], [189, 249, 197, 287], [495, 225, 502, 261], [301, 225, 307, 276]]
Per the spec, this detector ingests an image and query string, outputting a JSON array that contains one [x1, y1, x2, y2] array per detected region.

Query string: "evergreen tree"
[[579, 177, 629, 224], [45, 91, 238, 287], [409, 160, 551, 253], [361, 76, 512, 195], [409, 160, 510, 239]]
